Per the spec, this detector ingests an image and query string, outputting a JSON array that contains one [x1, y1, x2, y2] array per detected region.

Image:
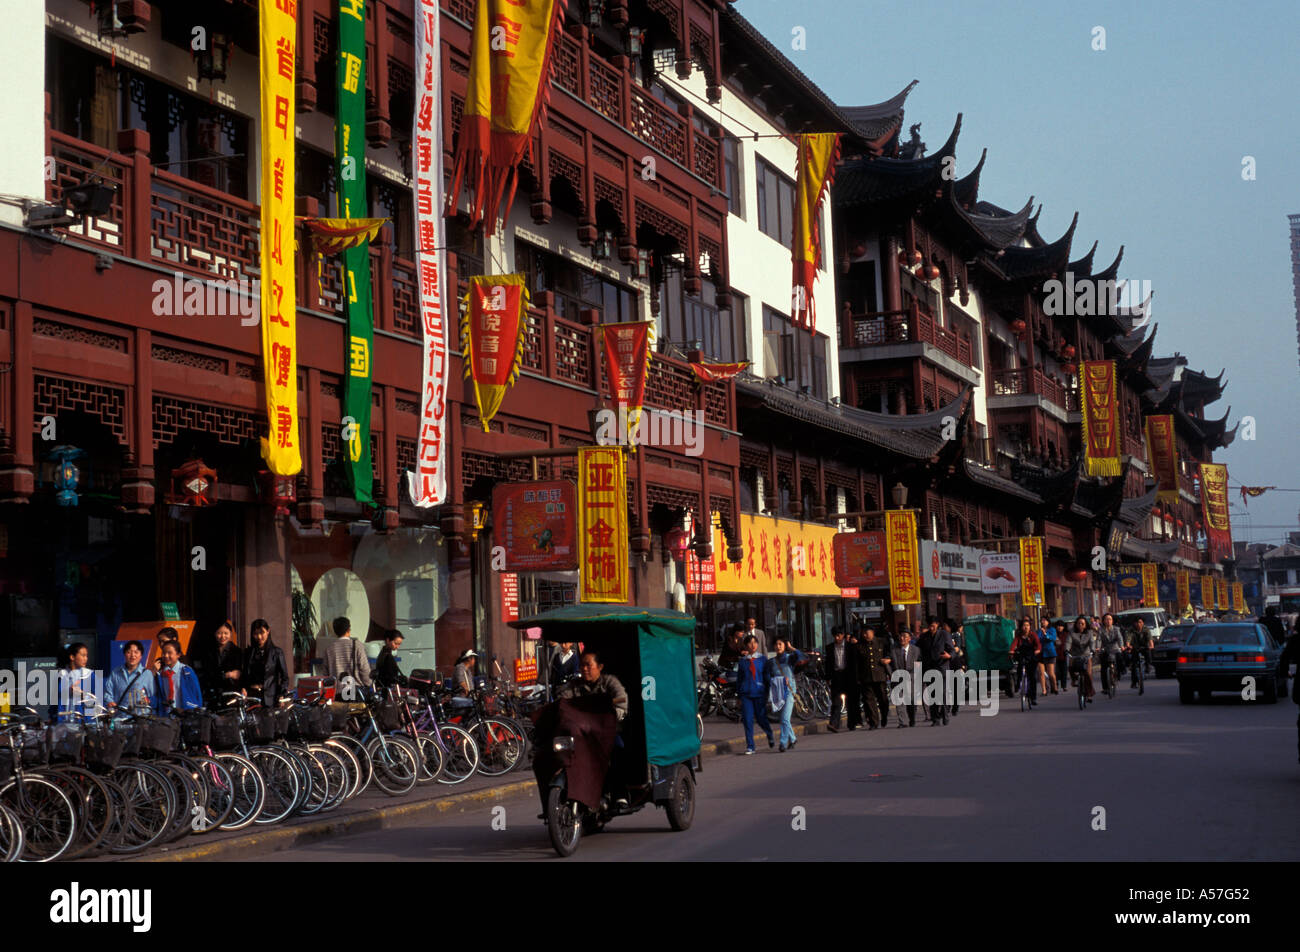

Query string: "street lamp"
[[891, 482, 907, 509], [1022, 517, 1034, 536]]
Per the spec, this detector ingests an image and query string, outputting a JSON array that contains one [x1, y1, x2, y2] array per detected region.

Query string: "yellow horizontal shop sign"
[[711, 513, 845, 597]]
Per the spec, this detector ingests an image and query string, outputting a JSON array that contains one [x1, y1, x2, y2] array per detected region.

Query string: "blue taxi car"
[[1175, 622, 1285, 704]]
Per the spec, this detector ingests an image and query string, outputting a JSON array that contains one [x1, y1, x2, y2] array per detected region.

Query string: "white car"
[[1114, 607, 1171, 643]]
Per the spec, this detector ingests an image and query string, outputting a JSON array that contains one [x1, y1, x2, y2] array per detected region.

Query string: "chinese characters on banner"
[[490, 480, 577, 571], [685, 549, 716, 595], [708, 513, 843, 596], [884, 511, 921, 605], [1198, 462, 1233, 561], [337, 0, 374, 503], [1019, 537, 1045, 607], [447, 0, 564, 233], [1141, 563, 1159, 608], [408, 0, 449, 507], [1177, 570, 1191, 612], [1144, 414, 1178, 505], [1080, 361, 1120, 477], [831, 530, 889, 589], [600, 321, 654, 450], [257, 0, 301, 475], [500, 572, 519, 623], [577, 447, 628, 603], [1201, 574, 1216, 609], [460, 275, 528, 430], [1217, 578, 1229, 611], [791, 133, 840, 333], [1232, 582, 1244, 612]]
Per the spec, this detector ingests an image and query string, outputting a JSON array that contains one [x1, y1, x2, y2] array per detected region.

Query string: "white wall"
[[0, 2, 46, 226], [659, 65, 840, 400]]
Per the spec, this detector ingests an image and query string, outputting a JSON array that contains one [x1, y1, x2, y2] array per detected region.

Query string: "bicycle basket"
[[271, 707, 291, 738], [47, 724, 85, 763], [288, 706, 332, 742], [180, 711, 213, 748], [248, 709, 278, 743], [138, 716, 180, 754], [84, 727, 127, 769], [209, 712, 242, 750], [376, 699, 404, 732], [16, 729, 49, 767]]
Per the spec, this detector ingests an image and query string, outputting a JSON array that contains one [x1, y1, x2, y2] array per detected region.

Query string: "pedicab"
[[962, 614, 1016, 696], [510, 605, 701, 857]]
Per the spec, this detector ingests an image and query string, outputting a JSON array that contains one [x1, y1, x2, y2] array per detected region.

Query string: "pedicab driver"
[[556, 649, 630, 807]]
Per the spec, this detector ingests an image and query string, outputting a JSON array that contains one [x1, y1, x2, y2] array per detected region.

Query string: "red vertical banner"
[[1144, 415, 1178, 504], [500, 572, 519, 623], [461, 274, 529, 430], [577, 447, 628, 603], [1081, 361, 1120, 476], [599, 320, 655, 450], [1199, 462, 1232, 561], [884, 511, 921, 605]]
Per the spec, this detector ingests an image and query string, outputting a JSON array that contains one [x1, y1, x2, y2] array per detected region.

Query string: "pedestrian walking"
[[1039, 620, 1059, 695], [823, 626, 860, 732], [1011, 618, 1040, 707], [890, 629, 920, 727], [920, 619, 954, 724], [323, 615, 372, 697], [736, 635, 775, 753], [744, 617, 769, 657], [772, 637, 803, 751]]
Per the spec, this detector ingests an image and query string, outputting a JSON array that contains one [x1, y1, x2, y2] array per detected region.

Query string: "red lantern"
[[915, 263, 928, 278], [258, 469, 297, 516], [851, 240, 868, 258], [897, 249, 910, 267], [1010, 319, 1027, 335], [925, 263, 941, 280], [1061, 344, 1076, 360], [910, 248, 923, 266], [663, 527, 691, 561], [1065, 567, 1089, 583], [168, 459, 218, 506]]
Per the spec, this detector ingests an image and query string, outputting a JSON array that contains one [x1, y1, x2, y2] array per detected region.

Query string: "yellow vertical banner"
[[884, 510, 921, 605], [577, 447, 628, 603], [1177, 571, 1190, 613], [1217, 578, 1229, 611], [1141, 563, 1159, 608], [1232, 582, 1244, 612], [258, 0, 301, 475], [1201, 574, 1216, 609], [1019, 537, 1045, 607]]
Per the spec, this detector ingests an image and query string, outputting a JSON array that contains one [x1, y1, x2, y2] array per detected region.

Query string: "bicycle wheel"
[[435, 725, 480, 785], [393, 731, 445, 785], [152, 760, 202, 844], [275, 745, 315, 816], [308, 745, 349, 813], [329, 733, 372, 798], [1077, 673, 1086, 710], [0, 776, 79, 862], [0, 802, 24, 862], [49, 766, 114, 860], [107, 763, 174, 854], [323, 738, 365, 800], [792, 689, 812, 721], [470, 717, 525, 776], [249, 747, 302, 825], [365, 736, 418, 796], [1020, 668, 1028, 712], [189, 756, 236, 833], [214, 753, 265, 831], [288, 743, 329, 816]]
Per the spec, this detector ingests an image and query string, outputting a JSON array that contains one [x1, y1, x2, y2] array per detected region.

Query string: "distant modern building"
[[1291, 214, 1300, 375]]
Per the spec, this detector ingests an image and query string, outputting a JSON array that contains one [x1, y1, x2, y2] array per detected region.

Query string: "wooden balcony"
[[844, 303, 974, 368], [989, 366, 1079, 412]]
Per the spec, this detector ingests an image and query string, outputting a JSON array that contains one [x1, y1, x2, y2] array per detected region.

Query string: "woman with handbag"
[[242, 618, 289, 708], [772, 637, 803, 752]]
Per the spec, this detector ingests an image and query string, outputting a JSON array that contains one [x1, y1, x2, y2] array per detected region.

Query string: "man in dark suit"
[[857, 628, 890, 729], [823, 626, 860, 732], [890, 628, 920, 727], [920, 618, 955, 725]]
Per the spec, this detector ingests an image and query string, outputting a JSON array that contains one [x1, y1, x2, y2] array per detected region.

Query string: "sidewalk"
[[122, 716, 821, 862]]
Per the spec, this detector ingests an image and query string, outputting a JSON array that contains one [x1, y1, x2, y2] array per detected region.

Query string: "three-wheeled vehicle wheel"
[[546, 787, 582, 857], [665, 766, 695, 831]]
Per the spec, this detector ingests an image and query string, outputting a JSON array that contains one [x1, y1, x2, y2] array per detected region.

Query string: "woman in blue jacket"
[[772, 637, 803, 752], [735, 634, 774, 754]]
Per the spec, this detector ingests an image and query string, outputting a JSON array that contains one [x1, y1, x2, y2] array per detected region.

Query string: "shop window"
[[755, 157, 795, 247], [723, 135, 743, 217], [516, 240, 636, 324]]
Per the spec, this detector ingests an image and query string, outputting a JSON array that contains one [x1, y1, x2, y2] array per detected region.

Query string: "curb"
[[134, 722, 816, 862]]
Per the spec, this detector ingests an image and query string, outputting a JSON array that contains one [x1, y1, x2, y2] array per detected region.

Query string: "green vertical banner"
[[337, 0, 374, 504]]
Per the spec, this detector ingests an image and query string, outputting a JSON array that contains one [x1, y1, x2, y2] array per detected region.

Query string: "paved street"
[[262, 679, 1300, 862]]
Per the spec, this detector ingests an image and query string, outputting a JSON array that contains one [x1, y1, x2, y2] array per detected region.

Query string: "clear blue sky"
[[737, 0, 1300, 546]]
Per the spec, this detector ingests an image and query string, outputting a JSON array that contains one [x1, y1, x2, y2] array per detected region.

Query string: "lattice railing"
[[588, 55, 622, 123], [552, 33, 581, 95], [628, 86, 686, 166], [553, 317, 591, 386], [392, 257, 418, 334], [47, 131, 129, 252], [521, 307, 545, 372], [645, 354, 695, 411], [151, 168, 259, 282]]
